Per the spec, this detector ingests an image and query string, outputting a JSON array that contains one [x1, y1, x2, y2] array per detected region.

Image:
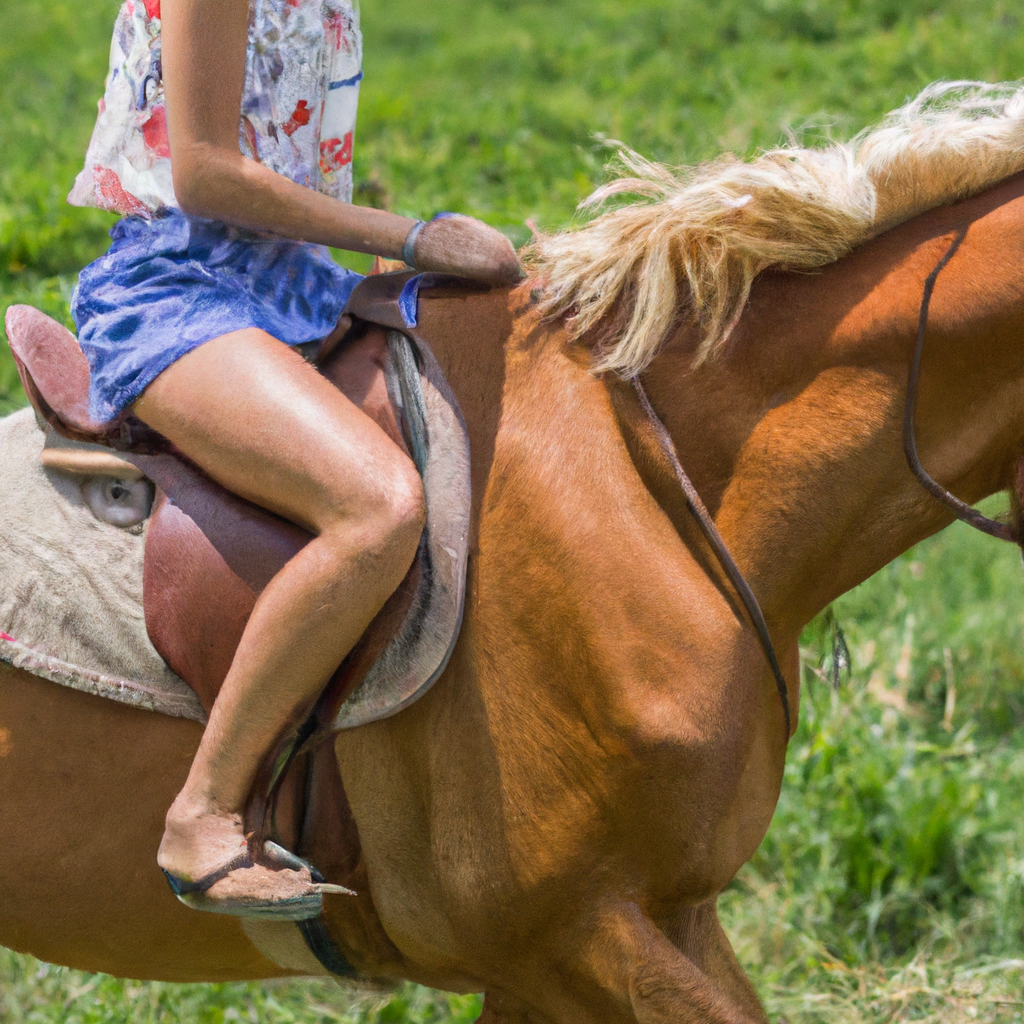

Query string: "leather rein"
[[630, 375, 793, 737], [903, 229, 1017, 542], [631, 227, 1017, 741]]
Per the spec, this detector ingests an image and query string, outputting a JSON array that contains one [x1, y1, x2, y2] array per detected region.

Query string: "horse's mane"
[[527, 80, 1024, 375]]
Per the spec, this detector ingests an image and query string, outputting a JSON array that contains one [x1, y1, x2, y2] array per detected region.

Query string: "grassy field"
[[5, 0, 1024, 1020]]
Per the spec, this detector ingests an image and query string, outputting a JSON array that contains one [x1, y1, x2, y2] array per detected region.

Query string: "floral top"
[[68, 0, 362, 217]]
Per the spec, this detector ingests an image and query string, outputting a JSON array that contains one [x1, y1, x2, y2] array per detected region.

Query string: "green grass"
[[5, 0, 1024, 1020], [0, 952, 483, 1024]]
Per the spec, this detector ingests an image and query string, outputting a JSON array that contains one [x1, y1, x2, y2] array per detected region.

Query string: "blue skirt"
[[72, 211, 363, 422]]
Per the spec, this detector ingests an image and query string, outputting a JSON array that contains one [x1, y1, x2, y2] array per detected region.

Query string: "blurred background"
[[3, 1, 1024, 1020]]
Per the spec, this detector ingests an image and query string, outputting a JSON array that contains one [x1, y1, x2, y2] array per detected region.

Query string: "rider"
[[67, 0, 521, 918]]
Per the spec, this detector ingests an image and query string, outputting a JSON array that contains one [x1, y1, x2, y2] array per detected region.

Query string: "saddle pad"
[[0, 407, 205, 722]]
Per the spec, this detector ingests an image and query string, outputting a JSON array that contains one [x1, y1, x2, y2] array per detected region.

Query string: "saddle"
[[4, 271, 475, 976]]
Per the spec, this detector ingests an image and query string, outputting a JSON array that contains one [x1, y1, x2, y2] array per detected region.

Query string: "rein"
[[903, 230, 1018, 543], [630, 377, 792, 738], [629, 228, 1012, 742]]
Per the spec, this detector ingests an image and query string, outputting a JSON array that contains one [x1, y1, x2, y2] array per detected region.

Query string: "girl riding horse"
[[68, 0, 521, 919]]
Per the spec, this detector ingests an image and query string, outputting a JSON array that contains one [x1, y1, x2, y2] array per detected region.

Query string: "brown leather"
[[9, 292, 471, 735], [335, 271, 487, 347], [141, 479, 310, 716], [5, 279, 471, 698], [5, 305, 106, 438], [299, 742, 362, 886], [342, 271, 419, 333], [4, 304, 166, 451]]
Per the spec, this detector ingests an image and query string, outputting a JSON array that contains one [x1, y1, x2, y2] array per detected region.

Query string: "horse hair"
[[528, 80, 1024, 375]]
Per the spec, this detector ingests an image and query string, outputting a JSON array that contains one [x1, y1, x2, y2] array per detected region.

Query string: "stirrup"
[[161, 840, 354, 921]]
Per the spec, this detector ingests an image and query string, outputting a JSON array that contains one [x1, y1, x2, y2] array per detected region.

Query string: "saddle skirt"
[[2, 273, 472, 733]]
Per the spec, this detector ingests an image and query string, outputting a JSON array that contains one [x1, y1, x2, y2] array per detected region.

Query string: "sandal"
[[161, 839, 354, 921]]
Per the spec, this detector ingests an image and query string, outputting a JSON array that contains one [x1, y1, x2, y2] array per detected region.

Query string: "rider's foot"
[[158, 801, 249, 878], [157, 802, 342, 920]]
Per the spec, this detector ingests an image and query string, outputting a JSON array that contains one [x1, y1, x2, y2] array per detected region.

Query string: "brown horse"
[[6, 84, 1024, 1022]]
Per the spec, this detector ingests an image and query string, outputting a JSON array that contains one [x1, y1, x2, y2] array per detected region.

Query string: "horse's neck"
[[419, 284, 755, 670], [642, 174, 1024, 636]]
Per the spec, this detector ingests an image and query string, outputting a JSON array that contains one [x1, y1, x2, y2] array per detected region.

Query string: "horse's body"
[[4, 162, 1024, 1022]]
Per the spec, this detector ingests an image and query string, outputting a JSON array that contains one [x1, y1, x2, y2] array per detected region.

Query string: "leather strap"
[[631, 377, 792, 737], [298, 918, 358, 977], [903, 229, 1017, 542]]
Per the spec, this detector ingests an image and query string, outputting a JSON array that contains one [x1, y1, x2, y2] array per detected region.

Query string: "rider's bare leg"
[[133, 328, 424, 897]]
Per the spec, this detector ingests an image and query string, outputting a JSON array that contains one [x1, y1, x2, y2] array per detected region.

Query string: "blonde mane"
[[527, 81, 1024, 375]]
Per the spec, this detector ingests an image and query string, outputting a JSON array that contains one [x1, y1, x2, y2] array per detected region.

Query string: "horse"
[[4, 80, 1024, 1023]]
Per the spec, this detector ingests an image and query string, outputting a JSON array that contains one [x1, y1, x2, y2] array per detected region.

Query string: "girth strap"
[[297, 918, 359, 978]]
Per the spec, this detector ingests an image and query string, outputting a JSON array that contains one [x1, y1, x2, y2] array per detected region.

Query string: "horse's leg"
[[0, 665, 284, 981], [477, 990, 545, 1024], [584, 903, 768, 1024], [659, 900, 766, 1023], [470, 903, 768, 1024]]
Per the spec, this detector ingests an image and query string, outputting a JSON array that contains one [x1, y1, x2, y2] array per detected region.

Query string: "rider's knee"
[[335, 450, 425, 559], [379, 455, 426, 549]]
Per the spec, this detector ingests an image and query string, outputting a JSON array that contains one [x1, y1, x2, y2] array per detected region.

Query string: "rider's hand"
[[411, 214, 524, 286]]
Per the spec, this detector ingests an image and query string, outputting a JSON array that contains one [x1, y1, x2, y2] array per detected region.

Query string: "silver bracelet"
[[401, 220, 427, 269]]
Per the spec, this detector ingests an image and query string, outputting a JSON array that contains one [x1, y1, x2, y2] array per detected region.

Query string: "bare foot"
[[157, 800, 250, 882], [157, 800, 332, 920]]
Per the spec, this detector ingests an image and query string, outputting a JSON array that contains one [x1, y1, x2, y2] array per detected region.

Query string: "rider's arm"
[[160, 0, 522, 283]]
